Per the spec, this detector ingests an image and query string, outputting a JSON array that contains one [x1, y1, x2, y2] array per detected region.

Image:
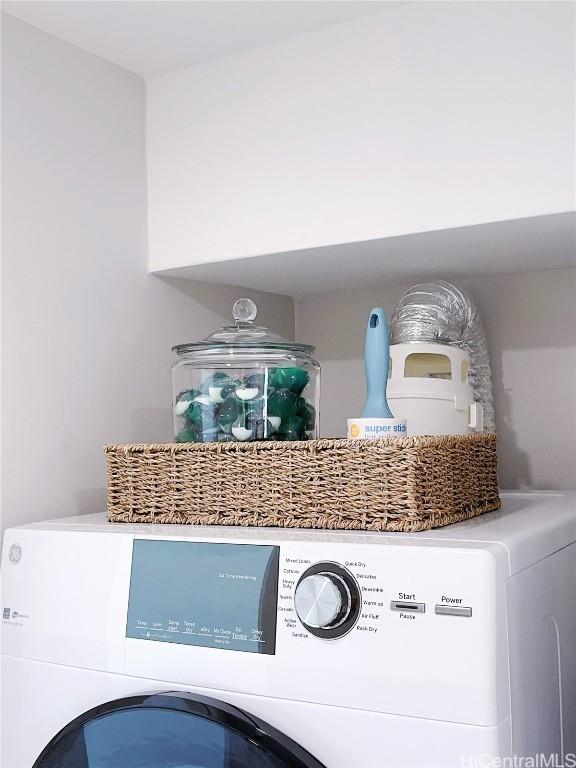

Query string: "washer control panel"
[[294, 562, 361, 639], [279, 549, 481, 645]]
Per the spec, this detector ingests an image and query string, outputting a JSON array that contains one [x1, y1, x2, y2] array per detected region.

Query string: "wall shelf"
[[152, 213, 575, 297]]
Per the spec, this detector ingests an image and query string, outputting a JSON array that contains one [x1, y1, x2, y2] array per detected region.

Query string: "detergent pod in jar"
[[171, 299, 320, 443]]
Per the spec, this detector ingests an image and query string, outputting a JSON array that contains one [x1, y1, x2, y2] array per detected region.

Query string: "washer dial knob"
[[294, 573, 349, 629], [294, 563, 361, 639]]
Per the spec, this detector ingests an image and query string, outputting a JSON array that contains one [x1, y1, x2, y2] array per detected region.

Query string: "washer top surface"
[[6, 492, 575, 576]]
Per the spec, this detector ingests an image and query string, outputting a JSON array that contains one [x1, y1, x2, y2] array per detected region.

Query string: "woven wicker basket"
[[105, 434, 500, 532]]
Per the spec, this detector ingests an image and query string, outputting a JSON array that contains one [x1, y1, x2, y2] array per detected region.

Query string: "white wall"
[[147, 0, 575, 272], [1, 15, 294, 532], [296, 269, 576, 491]]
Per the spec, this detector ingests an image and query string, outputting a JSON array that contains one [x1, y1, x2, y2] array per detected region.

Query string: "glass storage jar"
[[172, 299, 320, 443]]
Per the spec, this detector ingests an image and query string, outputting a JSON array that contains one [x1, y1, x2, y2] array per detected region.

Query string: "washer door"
[[32, 691, 326, 768]]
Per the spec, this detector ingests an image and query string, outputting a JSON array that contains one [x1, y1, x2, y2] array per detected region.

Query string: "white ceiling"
[[1, 1, 390, 78]]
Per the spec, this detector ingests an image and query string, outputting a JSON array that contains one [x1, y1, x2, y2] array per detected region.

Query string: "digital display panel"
[[126, 540, 279, 654]]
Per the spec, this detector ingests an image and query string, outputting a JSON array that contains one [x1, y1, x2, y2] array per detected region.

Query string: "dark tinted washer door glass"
[[33, 695, 326, 768]]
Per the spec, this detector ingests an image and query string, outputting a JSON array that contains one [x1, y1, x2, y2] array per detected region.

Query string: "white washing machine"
[[1, 491, 575, 768]]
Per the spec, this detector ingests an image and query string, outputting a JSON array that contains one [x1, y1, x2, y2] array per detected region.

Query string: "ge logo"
[[8, 543, 22, 564]]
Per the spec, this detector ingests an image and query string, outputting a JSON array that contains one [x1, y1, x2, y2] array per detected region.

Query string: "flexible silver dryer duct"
[[390, 280, 495, 431]]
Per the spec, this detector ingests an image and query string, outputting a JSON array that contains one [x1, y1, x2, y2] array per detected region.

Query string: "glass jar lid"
[[172, 299, 315, 355]]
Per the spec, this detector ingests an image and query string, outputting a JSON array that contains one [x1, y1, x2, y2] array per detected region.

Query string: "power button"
[[435, 604, 472, 617]]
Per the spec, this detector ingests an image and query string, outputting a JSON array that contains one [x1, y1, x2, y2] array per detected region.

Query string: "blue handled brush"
[[362, 308, 394, 419]]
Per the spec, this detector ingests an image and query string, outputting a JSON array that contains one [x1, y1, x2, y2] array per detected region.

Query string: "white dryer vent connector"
[[390, 280, 495, 432]]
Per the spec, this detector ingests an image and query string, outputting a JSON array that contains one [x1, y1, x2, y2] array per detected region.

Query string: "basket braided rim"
[[104, 433, 496, 454]]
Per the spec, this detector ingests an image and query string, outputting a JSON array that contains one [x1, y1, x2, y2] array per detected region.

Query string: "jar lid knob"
[[233, 298, 257, 323]]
